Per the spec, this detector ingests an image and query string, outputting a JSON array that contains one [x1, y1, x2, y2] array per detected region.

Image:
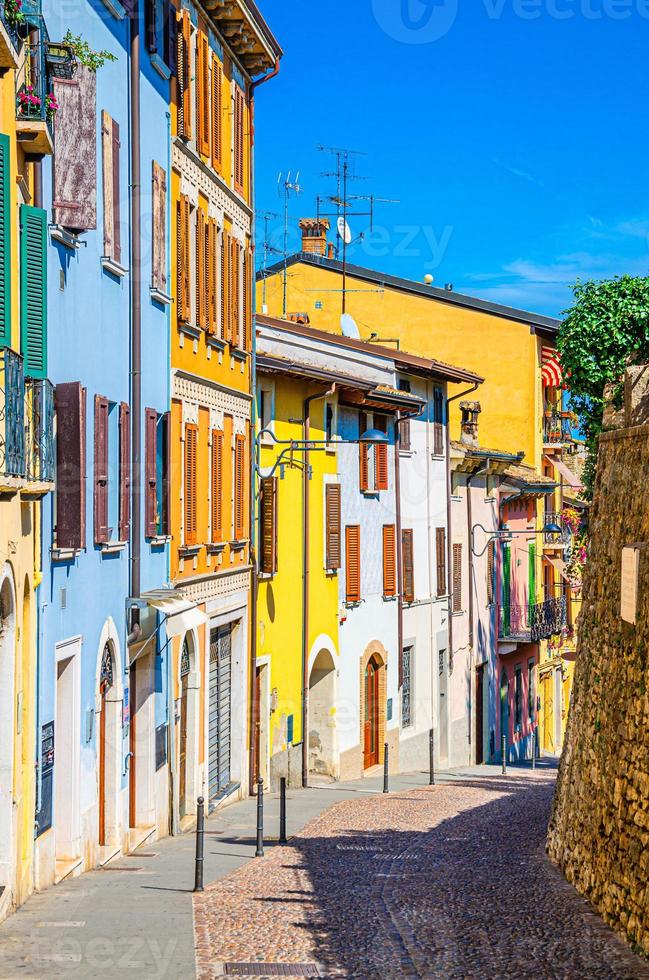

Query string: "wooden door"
[[98, 682, 107, 846], [179, 678, 188, 818], [500, 670, 509, 760], [475, 665, 484, 765], [251, 667, 261, 787], [129, 664, 137, 828], [363, 658, 380, 769], [542, 673, 554, 753]]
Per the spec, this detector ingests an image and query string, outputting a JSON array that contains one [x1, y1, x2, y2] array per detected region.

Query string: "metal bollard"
[[193, 796, 205, 893], [501, 734, 507, 775], [532, 728, 538, 770], [383, 743, 389, 794], [429, 728, 435, 786], [279, 776, 288, 845], [255, 776, 264, 857]]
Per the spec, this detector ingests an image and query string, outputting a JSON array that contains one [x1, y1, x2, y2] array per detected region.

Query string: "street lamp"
[[471, 519, 563, 558], [255, 426, 388, 480]]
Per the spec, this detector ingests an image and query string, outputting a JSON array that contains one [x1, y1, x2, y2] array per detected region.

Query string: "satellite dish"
[[340, 313, 360, 339], [337, 216, 352, 245]]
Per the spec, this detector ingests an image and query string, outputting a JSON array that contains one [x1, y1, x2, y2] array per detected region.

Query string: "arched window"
[[100, 643, 114, 691], [180, 636, 191, 678]]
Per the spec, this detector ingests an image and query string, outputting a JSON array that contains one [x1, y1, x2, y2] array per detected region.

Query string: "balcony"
[[15, 17, 54, 157], [499, 596, 568, 644], [543, 511, 572, 549], [0, 348, 54, 497], [0, 0, 24, 68], [543, 411, 573, 449]]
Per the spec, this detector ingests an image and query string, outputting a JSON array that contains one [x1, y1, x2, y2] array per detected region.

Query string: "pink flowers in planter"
[[5, 0, 24, 25], [16, 85, 59, 120], [45, 92, 59, 118]]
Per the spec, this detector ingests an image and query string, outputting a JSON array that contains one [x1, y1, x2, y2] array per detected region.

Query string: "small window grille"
[[181, 638, 191, 677], [100, 643, 114, 690], [402, 646, 413, 728]]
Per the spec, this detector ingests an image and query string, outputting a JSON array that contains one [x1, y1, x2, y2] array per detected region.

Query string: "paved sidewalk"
[[0, 765, 503, 978]]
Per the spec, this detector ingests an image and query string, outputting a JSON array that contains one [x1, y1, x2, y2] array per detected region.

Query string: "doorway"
[[129, 663, 137, 828], [98, 644, 114, 847], [0, 570, 16, 895], [542, 671, 554, 753], [499, 668, 509, 761], [54, 641, 80, 865], [309, 649, 337, 777], [363, 655, 380, 769], [208, 625, 233, 809], [179, 637, 191, 818], [475, 664, 485, 765], [438, 648, 448, 767]]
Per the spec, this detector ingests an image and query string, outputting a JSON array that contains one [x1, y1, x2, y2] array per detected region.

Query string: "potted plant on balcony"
[[44, 91, 59, 120], [16, 83, 41, 118], [4, 0, 24, 26]]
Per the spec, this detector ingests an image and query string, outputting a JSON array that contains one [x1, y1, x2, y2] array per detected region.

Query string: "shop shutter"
[[55, 382, 86, 550], [0, 134, 9, 345], [101, 111, 121, 263], [383, 524, 397, 598], [151, 161, 167, 292], [374, 415, 389, 491], [359, 412, 369, 492], [345, 526, 361, 603], [196, 208, 206, 329], [234, 86, 244, 193], [234, 433, 245, 539], [260, 476, 277, 575], [184, 423, 198, 545], [94, 395, 110, 544], [145, 407, 158, 538], [119, 402, 131, 541], [53, 68, 97, 230], [177, 9, 192, 139], [196, 31, 210, 157], [211, 429, 223, 542], [325, 484, 341, 570], [452, 542, 463, 613], [19, 205, 47, 379], [207, 218, 217, 333], [211, 54, 222, 170], [436, 527, 446, 597], [402, 529, 415, 604]]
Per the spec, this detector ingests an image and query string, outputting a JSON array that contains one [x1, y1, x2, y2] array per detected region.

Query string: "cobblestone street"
[[194, 770, 649, 980]]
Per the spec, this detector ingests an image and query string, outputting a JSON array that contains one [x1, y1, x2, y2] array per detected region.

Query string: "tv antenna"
[[256, 210, 281, 313], [278, 171, 302, 317]]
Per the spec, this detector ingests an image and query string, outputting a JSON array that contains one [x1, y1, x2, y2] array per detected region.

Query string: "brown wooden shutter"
[[211, 54, 222, 170], [242, 246, 252, 352], [94, 394, 110, 544], [184, 422, 198, 545], [399, 416, 411, 452], [220, 229, 229, 340], [234, 86, 244, 193], [207, 218, 217, 333], [234, 433, 246, 539], [345, 525, 361, 603], [196, 31, 210, 157], [260, 476, 277, 575], [196, 208, 206, 329], [230, 237, 240, 346], [177, 9, 192, 140], [55, 382, 86, 550], [162, 411, 171, 536], [436, 527, 446, 597], [53, 68, 97, 230], [452, 542, 463, 613], [375, 415, 389, 491], [177, 194, 191, 323], [383, 524, 397, 598], [145, 407, 158, 538], [325, 484, 341, 570], [152, 161, 167, 292], [211, 429, 223, 542], [119, 402, 131, 542], [359, 412, 369, 492], [402, 529, 415, 604]]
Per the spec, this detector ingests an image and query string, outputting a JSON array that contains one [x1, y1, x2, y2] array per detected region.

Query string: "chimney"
[[460, 401, 481, 447], [299, 218, 330, 257], [327, 242, 335, 260]]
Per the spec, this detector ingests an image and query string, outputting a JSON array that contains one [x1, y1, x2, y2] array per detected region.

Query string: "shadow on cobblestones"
[[194, 774, 649, 980]]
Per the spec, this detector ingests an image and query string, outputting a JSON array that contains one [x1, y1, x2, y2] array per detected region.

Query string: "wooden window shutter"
[[162, 411, 171, 536], [243, 246, 253, 351], [399, 416, 411, 452], [359, 412, 369, 492], [196, 31, 210, 157], [234, 433, 246, 539], [145, 407, 158, 538], [53, 68, 97, 230], [55, 382, 86, 551], [177, 194, 191, 323], [177, 9, 192, 139], [0, 134, 9, 346], [163, 0, 177, 74], [101, 111, 121, 263], [452, 543, 463, 613], [19, 205, 47, 379], [402, 529, 415, 604], [374, 415, 389, 491], [211, 429, 223, 542], [230, 237, 240, 346], [196, 208, 206, 329], [345, 525, 361, 604], [152, 161, 167, 292], [259, 476, 277, 575], [234, 86, 245, 193], [436, 527, 446, 597], [94, 395, 110, 544], [383, 524, 397, 598], [119, 402, 131, 542], [184, 422, 198, 545], [206, 218, 216, 333], [325, 484, 341, 570], [220, 229, 229, 340], [211, 55, 222, 170]]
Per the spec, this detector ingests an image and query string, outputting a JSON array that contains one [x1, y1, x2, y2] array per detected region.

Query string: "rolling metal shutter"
[[208, 625, 232, 808]]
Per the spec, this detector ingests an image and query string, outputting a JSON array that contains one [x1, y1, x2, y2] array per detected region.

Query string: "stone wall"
[[547, 368, 649, 958]]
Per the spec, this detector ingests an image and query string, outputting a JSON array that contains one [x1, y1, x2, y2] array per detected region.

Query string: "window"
[[234, 432, 246, 540], [176, 8, 192, 140], [19, 206, 47, 378], [528, 660, 535, 722], [257, 381, 274, 441], [184, 422, 198, 545], [398, 416, 411, 452], [233, 85, 245, 194], [151, 162, 167, 293], [211, 54, 223, 170], [176, 194, 191, 324], [93, 396, 126, 546], [145, 408, 170, 538], [382, 525, 397, 599], [196, 30, 210, 158], [514, 665, 523, 731], [196, 207, 206, 329], [436, 528, 446, 597], [220, 229, 229, 340], [433, 386, 444, 456], [345, 525, 361, 603], [259, 476, 277, 574], [451, 471, 461, 496], [402, 529, 415, 604], [402, 646, 414, 728], [452, 542, 463, 612], [211, 429, 223, 543], [207, 218, 217, 334], [359, 411, 389, 492], [230, 237, 241, 346], [487, 540, 496, 605], [101, 111, 121, 264], [54, 383, 87, 550], [325, 484, 341, 570], [374, 415, 389, 490], [325, 398, 337, 446]]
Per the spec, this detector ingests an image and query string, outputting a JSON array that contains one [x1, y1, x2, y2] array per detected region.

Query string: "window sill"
[[230, 539, 249, 551], [206, 334, 227, 352], [431, 453, 445, 461], [383, 595, 398, 603], [101, 256, 128, 278], [451, 610, 465, 618], [100, 541, 127, 555], [325, 568, 339, 576], [49, 224, 82, 250], [399, 449, 414, 458], [100, 0, 126, 17], [150, 53, 171, 80], [230, 347, 250, 362], [150, 287, 172, 306], [149, 534, 171, 547], [206, 542, 227, 555], [178, 321, 201, 340], [179, 544, 202, 557], [51, 546, 82, 562]]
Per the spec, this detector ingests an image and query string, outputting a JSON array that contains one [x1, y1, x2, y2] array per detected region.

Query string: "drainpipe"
[[302, 385, 335, 789], [466, 457, 490, 760], [395, 414, 404, 690], [130, 3, 142, 602]]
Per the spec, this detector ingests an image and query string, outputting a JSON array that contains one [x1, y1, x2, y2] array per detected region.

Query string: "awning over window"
[[543, 454, 582, 490], [541, 346, 563, 388], [543, 554, 571, 583], [146, 593, 208, 638]]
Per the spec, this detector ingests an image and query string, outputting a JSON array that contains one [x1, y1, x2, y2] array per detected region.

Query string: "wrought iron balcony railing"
[[0, 0, 25, 61], [0, 347, 26, 479], [543, 511, 572, 547], [500, 596, 568, 644], [543, 412, 573, 446], [25, 377, 54, 483], [499, 603, 532, 643], [0, 348, 54, 489]]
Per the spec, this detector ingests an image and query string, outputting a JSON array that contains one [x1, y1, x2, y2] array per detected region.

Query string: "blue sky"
[[253, 0, 649, 318]]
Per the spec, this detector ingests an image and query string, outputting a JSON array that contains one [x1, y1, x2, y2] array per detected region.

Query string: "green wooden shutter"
[[528, 543, 536, 621], [502, 543, 511, 635], [20, 204, 47, 379], [0, 134, 10, 346]]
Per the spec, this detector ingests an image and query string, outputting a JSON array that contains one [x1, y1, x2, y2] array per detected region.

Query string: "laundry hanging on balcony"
[[541, 347, 563, 388]]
